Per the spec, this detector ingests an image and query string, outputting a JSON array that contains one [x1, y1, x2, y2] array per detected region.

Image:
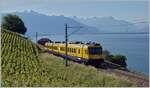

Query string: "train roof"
[[45, 41, 102, 47]]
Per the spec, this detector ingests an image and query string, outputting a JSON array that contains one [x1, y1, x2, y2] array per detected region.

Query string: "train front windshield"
[[88, 47, 102, 54]]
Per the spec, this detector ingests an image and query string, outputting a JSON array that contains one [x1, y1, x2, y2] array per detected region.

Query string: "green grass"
[[1, 29, 136, 87], [39, 53, 136, 87]]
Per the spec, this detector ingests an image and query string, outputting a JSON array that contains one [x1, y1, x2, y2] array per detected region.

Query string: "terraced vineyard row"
[[1, 29, 50, 86]]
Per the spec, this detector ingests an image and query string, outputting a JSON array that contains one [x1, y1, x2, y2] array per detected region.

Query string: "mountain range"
[[72, 16, 149, 33], [0, 11, 149, 36], [14, 11, 100, 36]]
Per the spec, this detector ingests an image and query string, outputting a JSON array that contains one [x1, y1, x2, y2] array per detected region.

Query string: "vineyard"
[[1, 29, 50, 86], [1, 29, 136, 87]]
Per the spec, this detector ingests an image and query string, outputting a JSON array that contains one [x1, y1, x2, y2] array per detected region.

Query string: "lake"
[[36, 33, 149, 75]]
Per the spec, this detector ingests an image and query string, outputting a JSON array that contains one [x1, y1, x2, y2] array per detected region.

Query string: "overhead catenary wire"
[[68, 26, 83, 37]]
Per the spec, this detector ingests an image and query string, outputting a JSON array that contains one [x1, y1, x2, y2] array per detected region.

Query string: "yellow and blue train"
[[44, 41, 104, 67]]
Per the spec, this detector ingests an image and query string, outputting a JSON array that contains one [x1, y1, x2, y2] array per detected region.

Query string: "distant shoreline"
[[73, 32, 149, 35]]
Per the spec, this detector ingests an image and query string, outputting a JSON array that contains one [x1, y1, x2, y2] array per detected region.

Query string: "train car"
[[45, 42, 103, 67]]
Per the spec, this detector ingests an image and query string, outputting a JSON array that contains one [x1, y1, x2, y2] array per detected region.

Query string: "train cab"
[[88, 46, 103, 59]]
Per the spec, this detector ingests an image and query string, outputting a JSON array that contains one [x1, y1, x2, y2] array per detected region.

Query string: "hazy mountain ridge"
[[73, 16, 149, 33], [0, 11, 148, 36], [14, 11, 101, 36]]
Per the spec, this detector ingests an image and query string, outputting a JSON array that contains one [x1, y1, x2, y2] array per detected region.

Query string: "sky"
[[0, 0, 149, 22]]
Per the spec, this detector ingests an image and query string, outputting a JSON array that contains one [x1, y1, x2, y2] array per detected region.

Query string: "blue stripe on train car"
[[47, 50, 85, 63], [47, 50, 53, 54]]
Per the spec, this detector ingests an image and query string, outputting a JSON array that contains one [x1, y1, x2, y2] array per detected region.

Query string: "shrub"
[[110, 54, 127, 68], [1, 14, 27, 35], [103, 50, 127, 68], [37, 38, 52, 45]]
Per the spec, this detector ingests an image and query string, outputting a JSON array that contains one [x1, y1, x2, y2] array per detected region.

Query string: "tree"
[[37, 38, 52, 45], [1, 14, 27, 35]]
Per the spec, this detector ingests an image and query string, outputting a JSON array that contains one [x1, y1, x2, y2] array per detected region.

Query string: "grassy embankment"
[[1, 29, 136, 87]]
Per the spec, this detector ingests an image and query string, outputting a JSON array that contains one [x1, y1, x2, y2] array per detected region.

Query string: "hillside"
[[1, 29, 135, 87], [1, 29, 48, 86]]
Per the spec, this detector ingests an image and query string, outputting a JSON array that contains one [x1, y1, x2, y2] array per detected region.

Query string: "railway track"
[[98, 68, 149, 87]]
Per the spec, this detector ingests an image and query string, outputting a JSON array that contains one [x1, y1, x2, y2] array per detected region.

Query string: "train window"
[[60, 47, 65, 51], [75, 49, 76, 53], [67, 48, 69, 52], [88, 47, 102, 54], [73, 49, 75, 53], [78, 49, 80, 54], [85, 50, 87, 54]]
